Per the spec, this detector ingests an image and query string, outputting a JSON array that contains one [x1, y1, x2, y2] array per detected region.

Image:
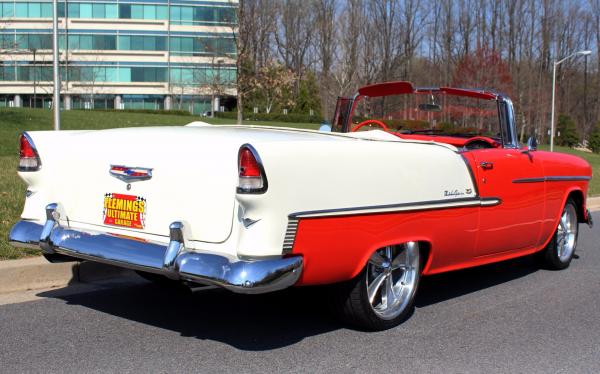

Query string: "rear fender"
[[540, 187, 587, 249], [353, 236, 434, 280]]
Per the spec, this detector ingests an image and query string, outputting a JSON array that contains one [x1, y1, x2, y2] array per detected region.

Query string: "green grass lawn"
[[0, 108, 597, 259]]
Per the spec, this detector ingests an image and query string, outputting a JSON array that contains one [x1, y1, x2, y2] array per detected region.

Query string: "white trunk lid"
[[43, 127, 240, 243]]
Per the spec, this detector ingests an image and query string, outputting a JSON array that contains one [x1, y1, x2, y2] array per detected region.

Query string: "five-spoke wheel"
[[366, 243, 420, 320]]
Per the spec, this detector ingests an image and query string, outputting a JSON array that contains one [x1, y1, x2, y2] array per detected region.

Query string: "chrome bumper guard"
[[9, 203, 303, 294]]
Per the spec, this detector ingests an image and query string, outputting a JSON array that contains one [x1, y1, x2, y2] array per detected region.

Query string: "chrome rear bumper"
[[9, 203, 303, 294]]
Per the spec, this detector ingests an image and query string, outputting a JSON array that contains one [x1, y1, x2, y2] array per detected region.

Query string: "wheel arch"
[[565, 188, 586, 223], [538, 187, 587, 251], [356, 238, 433, 278]]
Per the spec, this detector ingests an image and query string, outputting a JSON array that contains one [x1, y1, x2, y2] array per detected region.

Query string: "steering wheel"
[[351, 119, 389, 132]]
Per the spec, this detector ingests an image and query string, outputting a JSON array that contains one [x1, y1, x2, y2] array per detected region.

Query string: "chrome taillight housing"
[[19, 132, 41, 172], [237, 144, 268, 194]]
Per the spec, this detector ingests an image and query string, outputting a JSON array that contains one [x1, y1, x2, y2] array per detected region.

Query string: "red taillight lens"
[[19, 133, 41, 171], [20, 135, 36, 158], [239, 148, 261, 177], [237, 145, 267, 193]]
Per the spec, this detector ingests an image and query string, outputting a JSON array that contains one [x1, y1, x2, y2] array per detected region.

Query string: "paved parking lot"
[[0, 214, 599, 373]]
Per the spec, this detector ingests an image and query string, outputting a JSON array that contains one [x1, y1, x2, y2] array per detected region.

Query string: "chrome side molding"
[[9, 203, 303, 294]]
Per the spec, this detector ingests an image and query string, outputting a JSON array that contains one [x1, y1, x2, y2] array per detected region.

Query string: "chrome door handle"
[[480, 162, 494, 170]]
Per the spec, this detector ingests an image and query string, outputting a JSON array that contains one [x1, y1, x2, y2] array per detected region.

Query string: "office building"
[[0, 0, 238, 113]]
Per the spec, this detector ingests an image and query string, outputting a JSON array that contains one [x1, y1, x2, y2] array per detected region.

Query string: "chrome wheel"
[[557, 204, 578, 263], [366, 242, 420, 320]]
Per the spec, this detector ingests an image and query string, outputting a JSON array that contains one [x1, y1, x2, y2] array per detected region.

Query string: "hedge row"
[[215, 111, 325, 123], [80, 108, 326, 123], [85, 109, 193, 116]]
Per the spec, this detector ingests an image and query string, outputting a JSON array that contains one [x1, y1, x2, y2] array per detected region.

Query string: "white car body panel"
[[19, 125, 475, 258]]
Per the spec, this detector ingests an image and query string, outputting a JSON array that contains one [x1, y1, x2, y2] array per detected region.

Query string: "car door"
[[468, 148, 545, 256]]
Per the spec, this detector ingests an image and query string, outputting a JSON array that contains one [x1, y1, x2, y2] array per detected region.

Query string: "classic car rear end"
[[10, 81, 593, 331], [11, 126, 311, 293]]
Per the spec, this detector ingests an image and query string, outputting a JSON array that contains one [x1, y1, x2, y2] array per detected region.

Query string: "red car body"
[[292, 81, 592, 286]]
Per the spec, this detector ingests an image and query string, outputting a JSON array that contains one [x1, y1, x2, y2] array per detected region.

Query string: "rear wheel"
[[332, 242, 421, 331], [538, 198, 579, 270]]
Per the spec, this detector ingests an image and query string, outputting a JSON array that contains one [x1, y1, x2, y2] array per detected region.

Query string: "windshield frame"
[[331, 82, 519, 149]]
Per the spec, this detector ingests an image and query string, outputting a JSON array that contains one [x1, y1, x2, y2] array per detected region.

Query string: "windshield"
[[350, 92, 501, 139]]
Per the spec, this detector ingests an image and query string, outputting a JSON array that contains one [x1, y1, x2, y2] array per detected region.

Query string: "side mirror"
[[319, 122, 332, 132], [522, 136, 537, 153]]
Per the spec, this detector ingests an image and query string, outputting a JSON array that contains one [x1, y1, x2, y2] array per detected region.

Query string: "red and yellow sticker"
[[103, 193, 146, 229]]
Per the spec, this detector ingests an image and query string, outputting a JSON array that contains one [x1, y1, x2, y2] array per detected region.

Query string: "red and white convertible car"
[[10, 81, 593, 330]]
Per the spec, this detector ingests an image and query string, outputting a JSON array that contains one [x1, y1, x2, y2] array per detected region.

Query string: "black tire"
[[331, 243, 422, 331], [538, 198, 579, 270]]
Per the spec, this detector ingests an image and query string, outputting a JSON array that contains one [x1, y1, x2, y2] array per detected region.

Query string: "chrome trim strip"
[[460, 154, 480, 197], [513, 176, 591, 183], [546, 176, 591, 182], [290, 197, 501, 218], [498, 96, 519, 149], [282, 218, 299, 255], [512, 177, 546, 183], [9, 204, 303, 294], [480, 197, 502, 206]]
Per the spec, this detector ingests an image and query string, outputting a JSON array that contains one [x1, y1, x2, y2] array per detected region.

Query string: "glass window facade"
[[0, 65, 16, 81], [16, 34, 53, 50], [0, 1, 236, 25], [0, 63, 235, 85], [170, 5, 235, 25], [170, 36, 236, 56], [170, 67, 236, 85], [3, 32, 234, 54], [0, 33, 15, 48], [0, 2, 14, 17], [122, 95, 164, 110]]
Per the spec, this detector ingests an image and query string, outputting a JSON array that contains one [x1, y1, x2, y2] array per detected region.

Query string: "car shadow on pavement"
[[38, 279, 343, 351], [37, 255, 542, 350], [415, 255, 540, 308]]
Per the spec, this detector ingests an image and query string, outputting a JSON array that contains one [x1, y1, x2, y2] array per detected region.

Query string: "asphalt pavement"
[[1, 214, 599, 373]]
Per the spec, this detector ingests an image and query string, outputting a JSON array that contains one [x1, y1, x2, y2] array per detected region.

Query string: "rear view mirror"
[[527, 136, 537, 151], [418, 103, 442, 112]]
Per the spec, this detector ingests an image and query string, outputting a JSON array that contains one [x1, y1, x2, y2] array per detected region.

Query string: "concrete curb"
[[2, 196, 599, 295], [587, 196, 600, 212], [0, 257, 132, 294]]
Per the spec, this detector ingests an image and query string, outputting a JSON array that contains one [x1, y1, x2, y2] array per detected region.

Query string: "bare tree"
[[274, 0, 316, 90], [332, 0, 362, 96], [234, 0, 599, 141], [315, 0, 336, 119]]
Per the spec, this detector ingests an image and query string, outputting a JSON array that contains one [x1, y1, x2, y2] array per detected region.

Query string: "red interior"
[[392, 133, 501, 148]]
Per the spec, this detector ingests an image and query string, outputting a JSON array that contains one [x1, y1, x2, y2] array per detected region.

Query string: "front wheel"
[[538, 198, 579, 270], [332, 242, 421, 331]]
